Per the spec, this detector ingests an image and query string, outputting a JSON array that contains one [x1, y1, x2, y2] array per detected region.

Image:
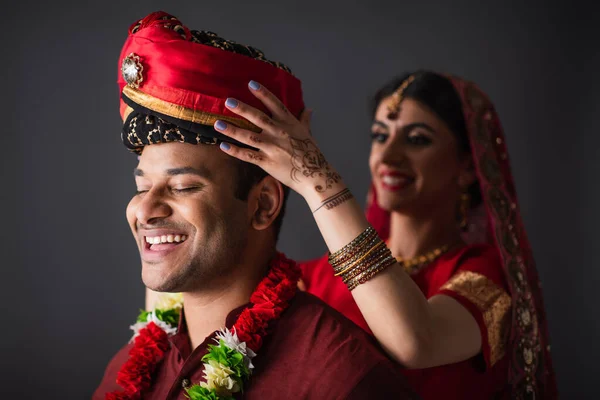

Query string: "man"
[[94, 11, 417, 399]]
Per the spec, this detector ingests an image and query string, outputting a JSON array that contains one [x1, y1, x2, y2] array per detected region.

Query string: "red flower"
[[106, 252, 300, 398], [106, 322, 170, 399]]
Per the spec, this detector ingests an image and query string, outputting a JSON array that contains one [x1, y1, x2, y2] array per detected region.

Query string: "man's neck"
[[182, 254, 271, 350]]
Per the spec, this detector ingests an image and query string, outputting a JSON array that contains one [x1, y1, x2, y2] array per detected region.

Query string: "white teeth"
[[145, 235, 187, 245], [382, 176, 402, 185]]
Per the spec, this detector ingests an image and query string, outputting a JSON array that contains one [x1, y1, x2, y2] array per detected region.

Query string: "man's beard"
[[144, 214, 249, 293]]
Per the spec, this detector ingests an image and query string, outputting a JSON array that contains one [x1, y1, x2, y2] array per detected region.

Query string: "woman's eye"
[[135, 189, 148, 195], [370, 132, 388, 143], [407, 133, 432, 146]]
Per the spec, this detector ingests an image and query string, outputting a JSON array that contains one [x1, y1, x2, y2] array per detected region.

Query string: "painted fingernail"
[[225, 98, 238, 108], [215, 120, 227, 130], [220, 142, 231, 151], [248, 80, 261, 90]]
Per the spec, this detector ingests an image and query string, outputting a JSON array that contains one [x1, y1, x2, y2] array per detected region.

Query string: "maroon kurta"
[[94, 291, 418, 399]]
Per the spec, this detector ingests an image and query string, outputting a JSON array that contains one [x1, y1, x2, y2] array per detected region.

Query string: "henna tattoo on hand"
[[247, 152, 263, 162], [312, 188, 354, 213], [289, 137, 341, 192], [259, 115, 273, 126]]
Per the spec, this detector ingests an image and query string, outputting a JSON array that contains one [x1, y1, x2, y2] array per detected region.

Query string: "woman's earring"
[[459, 192, 470, 230]]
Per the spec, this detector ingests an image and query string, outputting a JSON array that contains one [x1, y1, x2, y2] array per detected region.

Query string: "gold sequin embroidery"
[[441, 270, 511, 366]]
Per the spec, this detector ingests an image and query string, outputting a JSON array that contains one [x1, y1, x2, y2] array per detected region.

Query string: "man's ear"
[[249, 176, 284, 231]]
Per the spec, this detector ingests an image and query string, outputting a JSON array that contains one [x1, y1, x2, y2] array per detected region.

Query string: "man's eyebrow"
[[133, 166, 213, 178], [166, 166, 212, 179]]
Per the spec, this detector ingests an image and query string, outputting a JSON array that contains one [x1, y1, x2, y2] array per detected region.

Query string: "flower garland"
[[106, 252, 300, 400]]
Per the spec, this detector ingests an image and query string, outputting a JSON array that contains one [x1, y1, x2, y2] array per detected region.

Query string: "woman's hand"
[[214, 80, 345, 207]]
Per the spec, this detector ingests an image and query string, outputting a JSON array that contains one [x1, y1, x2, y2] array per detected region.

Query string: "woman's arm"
[[303, 182, 482, 368], [213, 81, 482, 368]]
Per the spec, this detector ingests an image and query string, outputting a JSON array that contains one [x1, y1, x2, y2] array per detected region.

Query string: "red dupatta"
[[365, 74, 558, 399]]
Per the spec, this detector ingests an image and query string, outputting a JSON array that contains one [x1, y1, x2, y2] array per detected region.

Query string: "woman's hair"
[[370, 71, 482, 208]]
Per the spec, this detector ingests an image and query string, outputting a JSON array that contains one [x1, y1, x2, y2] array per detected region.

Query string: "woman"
[[297, 72, 558, 398], [151, 71, 557, 398]]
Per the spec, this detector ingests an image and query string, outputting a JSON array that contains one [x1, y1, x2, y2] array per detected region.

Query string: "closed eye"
[[172, 186, 204, 194]]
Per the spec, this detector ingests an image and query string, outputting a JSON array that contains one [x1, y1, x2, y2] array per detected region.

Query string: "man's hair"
[[232, 159, 290, 241], [132, 115, 289, 240]]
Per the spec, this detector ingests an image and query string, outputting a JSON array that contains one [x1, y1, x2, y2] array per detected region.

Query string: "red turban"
[[117, 11, 304, 152]]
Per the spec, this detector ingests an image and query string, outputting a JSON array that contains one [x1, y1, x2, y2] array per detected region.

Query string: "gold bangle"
[[334, 240, 386, 277], [347, 255, 395, 291], [332, 236, 381, 272], [328, 226, 376, 261], [341, 248, 390, 283]]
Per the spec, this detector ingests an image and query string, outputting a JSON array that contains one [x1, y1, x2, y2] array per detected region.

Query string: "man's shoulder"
[[285, 290, 371, 329], [277, 291, 385, 358], [92, 342, 134, 399], [250, 291, 416, 398]]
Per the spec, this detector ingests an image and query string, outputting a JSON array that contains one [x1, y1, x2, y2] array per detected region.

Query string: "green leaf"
[[136, 310, 150, 323], [135, 308, 180, 327], [185, 385, 234, 400], [203, 342, 250, 377], [200, 342, 251, 393], [154, 308, 180, 326]]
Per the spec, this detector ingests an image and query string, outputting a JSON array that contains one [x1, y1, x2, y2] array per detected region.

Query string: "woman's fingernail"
[[225, 98, 238, 108], [248, 80, 261, 90], [215, 120, 227, 130], [220, 142, 231, 151]]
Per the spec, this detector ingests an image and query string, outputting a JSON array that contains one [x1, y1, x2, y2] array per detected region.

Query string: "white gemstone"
[[123, 60, 139, 83], [121, 54, 143, 87]]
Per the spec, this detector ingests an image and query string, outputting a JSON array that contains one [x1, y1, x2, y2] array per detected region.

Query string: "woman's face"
[[369, 96, 474, 215]]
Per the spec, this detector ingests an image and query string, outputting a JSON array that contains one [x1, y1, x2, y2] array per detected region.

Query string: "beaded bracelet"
[[330, 235, 381, 270], [328, 226, 377, 263], [347, 254, 396, 291], [328, 226, 396, 291], [341, 247, 391, 283], [334, 241, 386, 277]]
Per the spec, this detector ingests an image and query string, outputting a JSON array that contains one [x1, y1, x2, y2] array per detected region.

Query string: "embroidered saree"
[[300, 75, 558, 399]]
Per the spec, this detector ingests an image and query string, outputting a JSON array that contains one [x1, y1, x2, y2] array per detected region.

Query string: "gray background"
[[2, 0, 597, 398]]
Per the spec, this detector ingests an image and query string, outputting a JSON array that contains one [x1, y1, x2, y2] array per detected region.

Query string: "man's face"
[[126, 142, 250, 293]]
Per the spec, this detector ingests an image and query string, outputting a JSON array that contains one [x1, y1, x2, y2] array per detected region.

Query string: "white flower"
[[129, 321, 149, 342], [148, 311, 178, 335], [215, 328, 256, 370], [154, 292, 184, 310], [129, 310, 178, 342], [200, 360, 241, 396]]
